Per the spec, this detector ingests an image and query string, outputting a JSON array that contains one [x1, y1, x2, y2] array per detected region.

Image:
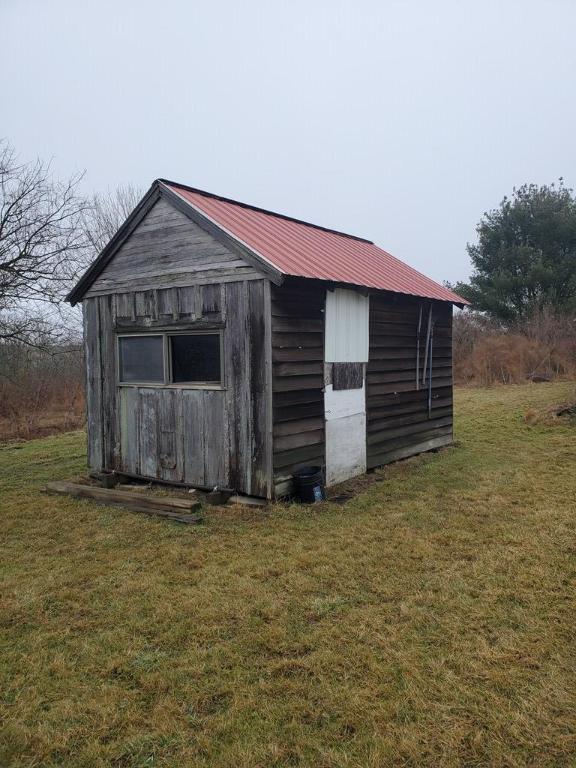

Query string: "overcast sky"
[[2, 0, 575, 284]]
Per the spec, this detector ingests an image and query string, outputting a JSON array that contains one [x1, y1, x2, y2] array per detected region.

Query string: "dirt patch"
[[325, 467, 387, 504]]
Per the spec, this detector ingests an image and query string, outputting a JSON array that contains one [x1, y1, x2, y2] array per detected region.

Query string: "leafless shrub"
[[454, 308, 576, 386], [0, 339, 85, 440]]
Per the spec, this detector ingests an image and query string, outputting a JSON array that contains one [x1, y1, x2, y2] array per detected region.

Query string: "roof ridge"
[[158, 178, 374, 244]]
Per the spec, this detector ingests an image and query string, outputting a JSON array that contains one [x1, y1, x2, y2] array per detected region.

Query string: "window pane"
[[119, 336, 164, 382], [170, 334, 221, 383]]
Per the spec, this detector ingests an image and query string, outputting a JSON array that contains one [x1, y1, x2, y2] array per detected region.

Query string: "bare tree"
[[0, 142, 143, 435], [83, 184, 142, 256], [0, 140, 89, 345]]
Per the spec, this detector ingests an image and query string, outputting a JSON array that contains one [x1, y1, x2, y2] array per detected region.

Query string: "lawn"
[[1, 383, 575, 768]]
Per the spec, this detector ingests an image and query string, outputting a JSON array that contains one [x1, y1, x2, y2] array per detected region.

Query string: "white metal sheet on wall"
[[325, 288, 369, 362], [324, 287, 369, 486], [326, 412, 366, 486], [324, 383, 365, 420]]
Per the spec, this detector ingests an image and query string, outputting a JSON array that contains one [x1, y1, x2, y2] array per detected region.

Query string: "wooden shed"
[[68, 180, 466, 500]]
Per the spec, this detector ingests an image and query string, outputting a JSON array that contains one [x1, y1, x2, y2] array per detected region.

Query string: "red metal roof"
[[163, 181, 467, 304]]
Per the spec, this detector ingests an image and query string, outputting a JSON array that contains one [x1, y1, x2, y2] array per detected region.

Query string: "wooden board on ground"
[[44, 481, 203, 524]]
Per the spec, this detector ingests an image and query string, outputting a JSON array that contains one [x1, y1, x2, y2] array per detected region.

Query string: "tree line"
[[1, 140, 576, 438]]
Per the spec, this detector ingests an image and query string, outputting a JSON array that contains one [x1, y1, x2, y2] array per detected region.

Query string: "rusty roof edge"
[[367, 245, 470, 306], [159, 178, 374, 244]]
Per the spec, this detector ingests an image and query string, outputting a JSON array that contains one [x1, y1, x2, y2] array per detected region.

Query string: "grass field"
[[1, 383, 576, 768]]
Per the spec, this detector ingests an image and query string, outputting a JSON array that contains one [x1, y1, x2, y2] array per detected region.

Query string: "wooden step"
[[44, 481, 203, 524]]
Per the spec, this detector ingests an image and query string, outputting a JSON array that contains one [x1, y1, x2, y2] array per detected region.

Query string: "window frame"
[[167, 330, 224, 387], [116, 330, 225, 390]]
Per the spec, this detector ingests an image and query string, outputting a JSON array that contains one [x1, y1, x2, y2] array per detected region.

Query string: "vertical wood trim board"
[[224, 281, 251, 493], [248, 279, 272, 498], [83, 298, 104, 472], [263, 280, 274, 499]]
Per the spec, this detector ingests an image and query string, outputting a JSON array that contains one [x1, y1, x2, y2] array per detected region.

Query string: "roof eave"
[[280, 273, 470, 307], [66, 182, 162, 305]]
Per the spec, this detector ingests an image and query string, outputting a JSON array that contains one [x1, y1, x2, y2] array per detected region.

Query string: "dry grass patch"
[[524, 399, 576, 427], [1, 383, 576, 767]]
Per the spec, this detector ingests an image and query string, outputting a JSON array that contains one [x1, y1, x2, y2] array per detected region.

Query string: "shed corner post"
[[264, 279, 274, 499], [83, 297, 105, 474]]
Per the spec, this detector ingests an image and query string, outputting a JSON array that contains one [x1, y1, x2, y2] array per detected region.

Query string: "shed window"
[[170, 334, 221, 383], [117, 332, 222, 386], [118, 335, 164, 383]]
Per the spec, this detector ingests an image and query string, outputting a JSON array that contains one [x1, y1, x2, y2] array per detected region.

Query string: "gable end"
[[67, 181, 283, 305]]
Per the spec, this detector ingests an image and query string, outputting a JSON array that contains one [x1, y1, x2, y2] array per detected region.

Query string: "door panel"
[[119, 386, 228, 487]]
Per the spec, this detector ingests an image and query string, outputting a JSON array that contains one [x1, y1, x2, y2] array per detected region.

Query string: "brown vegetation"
[[453, 308, 576, 386], [0, 344, 84, 441]]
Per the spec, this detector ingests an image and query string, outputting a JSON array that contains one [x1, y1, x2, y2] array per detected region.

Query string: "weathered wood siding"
[[82, 187, 457, 500], [84, 279, 272, 496], [271, 279, 325, 497], [366, 293, 453, 468], [86, 198, 259, 296]]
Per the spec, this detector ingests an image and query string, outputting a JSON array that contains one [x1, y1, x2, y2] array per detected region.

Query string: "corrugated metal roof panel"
[[163, 181, 467, 304]]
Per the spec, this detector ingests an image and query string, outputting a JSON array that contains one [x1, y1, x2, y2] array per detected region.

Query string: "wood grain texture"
[[83, 298, 103, 472], [81, 191, 274, 496], [119, 387, 140, 475], [224, 281, 251, 492], [203, 389, 229, 488], [86, 198, 259, 296], [332, 362, 364, 390], [85, 275, 271, 495], [181, 389, 206, 486], [271, 279, 326, 496], [366, 293, 453, 469], [44, 481, 202, 523], [248, 280, 270, 497]]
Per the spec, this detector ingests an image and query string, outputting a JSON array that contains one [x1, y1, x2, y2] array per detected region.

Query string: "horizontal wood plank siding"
[[271, 279, 326, 497], [366, 293, 453, 469], [86, 198, 258, 296]]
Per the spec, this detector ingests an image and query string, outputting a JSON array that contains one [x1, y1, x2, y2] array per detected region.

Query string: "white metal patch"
[[324, 383, 365, 420], [325, 412, 367, 486], [325, 288, 369, 363], [324, 286, 369, 485]]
